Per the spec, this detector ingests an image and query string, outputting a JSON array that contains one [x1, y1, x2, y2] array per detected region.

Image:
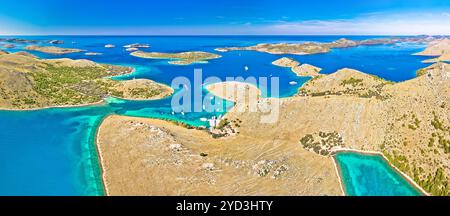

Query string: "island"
[[25, 45, 85, 54], [272, 57, 322, 77], [0, 52, 173, 109], [0, 37, 38, 43], [2, 44, 15, 48], [215, 36, 447, 55], [96, 55, 449, 196], [130, 50, 222, 65], [48, 40, 64, 44]]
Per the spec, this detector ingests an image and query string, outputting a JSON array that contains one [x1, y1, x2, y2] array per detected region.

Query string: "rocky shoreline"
[[215, 36, 448, 55]]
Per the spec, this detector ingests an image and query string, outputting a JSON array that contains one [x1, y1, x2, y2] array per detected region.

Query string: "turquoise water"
[[334, 152, 422, 196], [0, 36, 431, 195]]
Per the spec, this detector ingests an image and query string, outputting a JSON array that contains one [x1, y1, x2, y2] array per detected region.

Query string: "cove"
[[0, 36, 432, 195], [334, 151, 423, 196]]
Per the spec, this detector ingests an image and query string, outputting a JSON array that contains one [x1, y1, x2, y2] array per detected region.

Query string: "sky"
[[0, 0, 450, 35]]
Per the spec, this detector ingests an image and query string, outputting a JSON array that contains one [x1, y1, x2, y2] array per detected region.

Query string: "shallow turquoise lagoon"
[[0, 36, 431, 195], [334, 152, 422, 196], [0, 96, 228, 195]]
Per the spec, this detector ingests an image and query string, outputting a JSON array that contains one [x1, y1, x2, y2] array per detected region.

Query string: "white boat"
[[244, 66, 249, 71], [289, 81, 298, 85], [200, 118, 208, 122], [126, 47, 139, 52], [181, 111, 185, 116], [105, 44, 115, 48]]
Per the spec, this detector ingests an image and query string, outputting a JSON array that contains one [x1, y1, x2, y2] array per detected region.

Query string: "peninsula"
[[0, 52, 173, 109], [130, 51, 221, 65], [25, 45, 85, 54]]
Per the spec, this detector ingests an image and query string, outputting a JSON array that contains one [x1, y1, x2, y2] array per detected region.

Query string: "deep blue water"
[[335, 152, 422, 196], [0, 36, 430, 195]]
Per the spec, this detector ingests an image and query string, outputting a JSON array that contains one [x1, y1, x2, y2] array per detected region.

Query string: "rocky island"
[[0, 38, 38, 43], [215, 36, 448, 55], [0, 52, 173, 109], [130, 51, 222, 65], [25, 45, 85, 54]]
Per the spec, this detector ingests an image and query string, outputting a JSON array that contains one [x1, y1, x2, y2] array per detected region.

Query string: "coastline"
[[1, 36, 448, 196], [94, 114, 112, 196], [331, 156, 347, 196], [330, 148, 430, 196]]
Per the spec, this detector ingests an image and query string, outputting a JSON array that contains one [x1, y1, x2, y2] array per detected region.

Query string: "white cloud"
[[265, 12, 450, 35]]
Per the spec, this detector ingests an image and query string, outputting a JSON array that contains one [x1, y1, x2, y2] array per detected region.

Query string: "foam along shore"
[[0, 52, 173, 109], [272, 57, 322, 77], [215, 36, 447, 55], [25, 45, 85, 54], [130, 50, 221, 65]]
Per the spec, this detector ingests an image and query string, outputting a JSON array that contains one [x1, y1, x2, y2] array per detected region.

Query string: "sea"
[[0, 36, 430, 195]]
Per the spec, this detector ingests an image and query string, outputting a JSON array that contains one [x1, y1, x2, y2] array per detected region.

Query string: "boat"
[[105, 44, 115, 48], [289, 81, 298, 85], [244, 66, 249, 71], [126, 47, 139, 52]]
